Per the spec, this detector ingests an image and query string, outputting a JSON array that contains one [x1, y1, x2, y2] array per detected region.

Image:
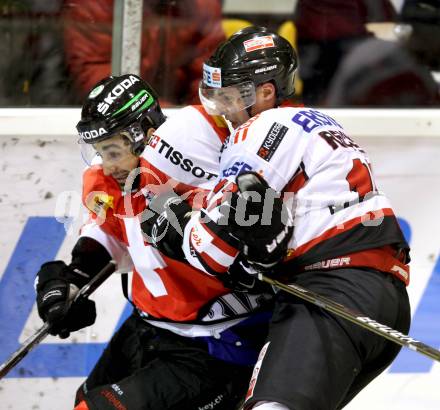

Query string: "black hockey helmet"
[[200, 26, 298, 113], [76, 74, 166, 156]]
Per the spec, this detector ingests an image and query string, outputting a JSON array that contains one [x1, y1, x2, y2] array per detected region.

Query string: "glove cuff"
[[35, 261, 90, 292]]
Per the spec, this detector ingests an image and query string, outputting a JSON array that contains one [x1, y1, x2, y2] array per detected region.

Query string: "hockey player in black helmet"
[[77, 74, 166, 188], [146, 26, 411, 410], [34, 71, 275, 410], [199, 26, 298, 128]]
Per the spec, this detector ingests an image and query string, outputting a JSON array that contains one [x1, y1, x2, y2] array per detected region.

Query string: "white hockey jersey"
[[182, 107, 410, 285], [80, 105, 273, 337]]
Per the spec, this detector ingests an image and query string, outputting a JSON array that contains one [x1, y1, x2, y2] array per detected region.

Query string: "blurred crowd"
[[0, 0, 439, 107]]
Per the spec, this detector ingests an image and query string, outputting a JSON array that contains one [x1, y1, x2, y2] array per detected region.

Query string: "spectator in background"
[[399, 0, 440, 72], [0, 0, 79, 106], [324, 0, 440, 107], [293, 0, 397, 105], [62, 0, 225, 106]]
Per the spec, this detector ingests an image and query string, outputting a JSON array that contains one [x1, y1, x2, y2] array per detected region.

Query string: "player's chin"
[[112, 172, 130, 185], [226, 112, 246, 129]]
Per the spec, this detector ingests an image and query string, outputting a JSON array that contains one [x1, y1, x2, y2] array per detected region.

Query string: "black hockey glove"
[[140, 191, 192, 260], [220, 172, 293, 272], [220, 255, 273, 293], [35, 261, 96, 339]]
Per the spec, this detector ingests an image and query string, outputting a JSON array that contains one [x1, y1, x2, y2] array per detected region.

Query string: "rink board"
[[0, 109, 439, 409]]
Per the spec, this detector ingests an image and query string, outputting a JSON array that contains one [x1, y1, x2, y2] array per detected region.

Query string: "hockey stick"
[[259, 273, 440, 363], [0, 260, 117, 379]]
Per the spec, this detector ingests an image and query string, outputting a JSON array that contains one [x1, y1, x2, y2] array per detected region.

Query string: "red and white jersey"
[[183, 107, 410, 285], [79, 105, 272, 336]]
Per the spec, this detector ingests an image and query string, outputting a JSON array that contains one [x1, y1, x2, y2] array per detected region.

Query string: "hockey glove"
[[140, 191, 192, 260], [220, 255, 273, 293], [220, 172, 293, 271], [35, 261, 96, 339]]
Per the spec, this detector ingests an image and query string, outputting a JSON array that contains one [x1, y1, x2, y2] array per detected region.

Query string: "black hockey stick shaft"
[[0, 260, 116, 379], [259, 274, 440, 363]]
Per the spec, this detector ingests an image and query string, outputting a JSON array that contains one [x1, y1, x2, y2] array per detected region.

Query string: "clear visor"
[[199, 80, 256, 116], [79, 132, 135, 166]]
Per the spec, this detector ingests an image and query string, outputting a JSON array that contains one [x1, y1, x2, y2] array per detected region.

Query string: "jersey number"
[[346, 159, 376, 200]]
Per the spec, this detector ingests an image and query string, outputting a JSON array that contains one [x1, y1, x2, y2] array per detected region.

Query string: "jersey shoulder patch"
[[82, 166, 119, 219]]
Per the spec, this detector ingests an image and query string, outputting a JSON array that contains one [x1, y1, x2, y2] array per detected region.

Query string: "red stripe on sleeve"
[[198, 250, 229, 274], [285, 171, 307, 194], [200, 222, 239, 257]]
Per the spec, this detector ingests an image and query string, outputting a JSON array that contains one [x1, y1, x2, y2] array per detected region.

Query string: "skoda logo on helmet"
[[97, 75, 140, 115], [79, 127, 108, 141]]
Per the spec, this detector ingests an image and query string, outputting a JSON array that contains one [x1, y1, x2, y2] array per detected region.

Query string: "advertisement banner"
[[0, 129, 439, 409]]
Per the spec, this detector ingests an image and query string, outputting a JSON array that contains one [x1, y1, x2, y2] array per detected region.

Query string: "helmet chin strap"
[[131, 142, 146, 157]]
